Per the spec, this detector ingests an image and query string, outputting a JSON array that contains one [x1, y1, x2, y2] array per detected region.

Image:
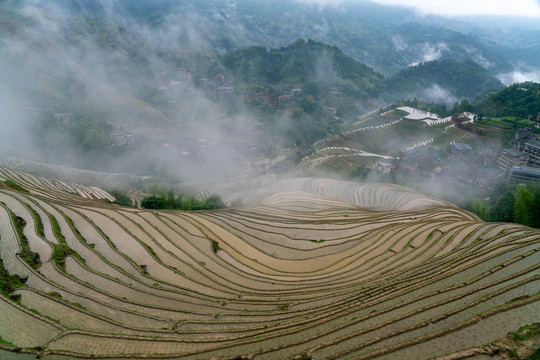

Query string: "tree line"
[[141, 190, 225, 211], [398, 81, 540, 122], [470, 182, 540, 228]]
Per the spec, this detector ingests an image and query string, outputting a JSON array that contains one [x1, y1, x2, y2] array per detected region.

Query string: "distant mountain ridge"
[[221, 39, 385, 98], [0, 0, 534, 174], [386, 59, 504, 103], [37, 0, 539, 76], [222, 40, 504, 105]]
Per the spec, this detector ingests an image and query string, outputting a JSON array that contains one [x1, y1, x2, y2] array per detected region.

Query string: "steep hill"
[[222, 39, 385, 98], [387, 59, 504, 102], [473, 81, 540, 118], [42, 0, 537, 76], [0, 167, 538, 359], [221, 41, 504, 104]]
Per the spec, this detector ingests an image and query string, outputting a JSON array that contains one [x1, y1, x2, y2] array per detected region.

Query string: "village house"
[[178, 68, 191, 80], [322, 106, 338, 115], [508, 165, 540, 182], [446, 162, 477, 185], [376, 160, 395, 175], [523, 141, 540, 168], [450, 142, 473, 161], [476, 168, 502, 188], [279, 93, 293, 102], [481, 144, 500, 166], [291, 89, 302, 98], [215, 74, 226, 86], [110, 132, 126, 146], [497, 148, 529, 172], [217, 86, 235, 100], [514, 127, 536, 151], [398, 148, 422, 173], [251, 122, 265, 135]]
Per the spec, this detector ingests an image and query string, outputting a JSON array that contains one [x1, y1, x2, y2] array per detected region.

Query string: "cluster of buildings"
[[157, 68, 193, 92], [157, 65, 310, 107], [54, 112, 135, 147], [498, 128, 540, 182], [245, 88, 302, 107], [106, 123, 135, 146], [376, 127, 540, 187]]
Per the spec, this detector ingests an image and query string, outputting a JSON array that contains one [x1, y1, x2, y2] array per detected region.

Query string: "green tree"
[[204, 195, 224, 209], [514, 182, 540, 228], [490, 190, 515, 223], [514, 186, 533, 226], [109, 190, 132, 207], [471, 199, 490, 221], [141, 195, 161, 209], [167, 189, 176, 209]]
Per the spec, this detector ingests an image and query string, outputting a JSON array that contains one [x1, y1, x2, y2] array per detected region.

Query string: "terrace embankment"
[[0, 167, 538, 359]]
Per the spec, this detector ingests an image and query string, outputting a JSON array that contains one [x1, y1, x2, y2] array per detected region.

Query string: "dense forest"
[[473, 82, 540, 118], [387, 59, 503, 102], [222, 39, 385, 98], [471, 182, 540, 228], [46, 0, 535, 75]]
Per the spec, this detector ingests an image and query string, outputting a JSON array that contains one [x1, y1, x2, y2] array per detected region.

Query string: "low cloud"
[[392, 35, 408, 51], [409, 42, 448, 66], [497, 67, 540, 85], [422, 42, 448, 62], [371, 0, 540, 18], [463, 45, 493, 69], [423, 84, 458, 104], [292, 0, 344, 8]]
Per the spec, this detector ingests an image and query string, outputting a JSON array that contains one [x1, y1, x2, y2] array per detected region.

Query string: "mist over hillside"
[[0, 0, 537, 186], [1, 2, 540, 359]]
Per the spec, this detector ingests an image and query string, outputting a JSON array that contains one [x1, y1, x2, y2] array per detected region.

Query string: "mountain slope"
[[222, 39, 385, 97], [387, 59, 504, 102], [58, 0, 536, 76], [473, 81, 540, 118]]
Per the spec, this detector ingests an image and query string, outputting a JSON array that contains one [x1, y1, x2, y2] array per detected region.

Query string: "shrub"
[[109, 189, 132, 207]]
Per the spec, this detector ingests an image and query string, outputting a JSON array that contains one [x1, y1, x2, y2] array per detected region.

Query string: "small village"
[[52, 64, 540, 188], [383, 124, 540, 188]]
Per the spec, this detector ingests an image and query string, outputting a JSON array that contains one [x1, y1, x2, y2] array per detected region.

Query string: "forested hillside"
[[387, 59, 504, 102], [222, 39, 385, 98], [473, 82, 540, 118], [42, 0, 537, 75], [0, 0, 537, 183]]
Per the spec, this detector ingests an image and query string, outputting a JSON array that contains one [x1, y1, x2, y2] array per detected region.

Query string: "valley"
[[1, 1, 540, 359]]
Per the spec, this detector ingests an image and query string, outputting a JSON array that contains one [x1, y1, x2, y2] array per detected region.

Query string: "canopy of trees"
[[221, 39, 385, 98], [471, 182, 540, 228], [141, 191, 225, 211], [474, 82, 540, 119], [386, 59, 503, 102]]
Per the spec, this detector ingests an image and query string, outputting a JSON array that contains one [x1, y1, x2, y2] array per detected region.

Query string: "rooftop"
[[509, 165, 540, 178], [502, 148, 525, 158], [452, 142, 472, 152]]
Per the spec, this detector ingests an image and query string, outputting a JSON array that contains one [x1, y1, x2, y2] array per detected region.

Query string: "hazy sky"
[[370, 0, 540, 17]]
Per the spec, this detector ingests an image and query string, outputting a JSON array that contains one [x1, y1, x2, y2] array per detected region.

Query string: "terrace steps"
[[0, 169, 538, 359]]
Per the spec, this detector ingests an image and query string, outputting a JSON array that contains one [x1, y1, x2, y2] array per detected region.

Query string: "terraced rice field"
[[0, 168, 538, 359], [297, 107, 476, 176], [0, 157, 150, 204]]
